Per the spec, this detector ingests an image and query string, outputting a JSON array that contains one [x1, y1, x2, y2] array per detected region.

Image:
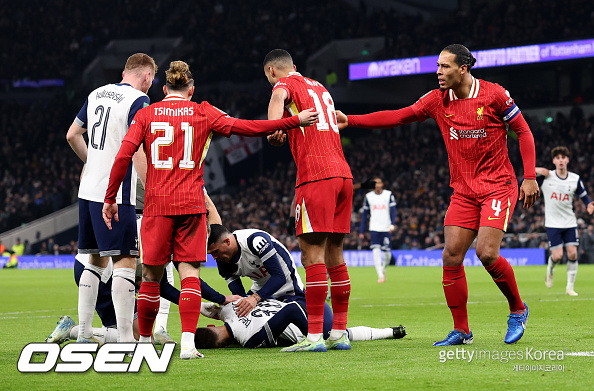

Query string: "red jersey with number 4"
[[411, 77, 522, 198], [273, 72, 352, 187], [124, 95, 234, 216]]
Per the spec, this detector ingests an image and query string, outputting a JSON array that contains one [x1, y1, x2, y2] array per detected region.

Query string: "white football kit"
[[217, 229, 305, 300], [75, 83, 149, 205], [540, 170, 589, 228], [361, 190, 397, 232]]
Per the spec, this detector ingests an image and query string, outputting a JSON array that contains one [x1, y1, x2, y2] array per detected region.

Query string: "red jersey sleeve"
[[105, 140, 139, 203], [123, 108, 148, 146], [509, 112, 537, 180], [272, 79, 292, 103], [348, 106, 419, 129], [206, 101, 300, 137], [411, 90, 439, 121]]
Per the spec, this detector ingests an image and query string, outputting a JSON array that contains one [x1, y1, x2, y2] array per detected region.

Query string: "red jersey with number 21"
[[124, 95, 234, 216], [273, 72, 352, 187]]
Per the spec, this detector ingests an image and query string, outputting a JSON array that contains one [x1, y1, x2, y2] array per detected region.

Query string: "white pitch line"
[[0, 315, 72, 320], [360, 297, 594, 308], [565, 352, 594, 357], [0, 308, 76, 316]]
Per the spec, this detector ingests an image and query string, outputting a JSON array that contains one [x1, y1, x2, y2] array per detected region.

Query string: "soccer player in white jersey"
[[536, 146, 594, 296], [66, 53, 157, 343], [207, 225, 306, 313], [193, 299, 406, 349], [359, 177, 397, 283]]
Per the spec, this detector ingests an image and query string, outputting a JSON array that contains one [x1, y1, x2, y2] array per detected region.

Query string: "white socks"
[[547, 256, 558, 275], [181, 332, 196, 351], [372, 247, 384, 279], [306, 333, 322, 342], [567, 259, 578, 290], [112, 267, 136, 342], [347, 326, 394, 341], [383, 250, 391, 274], [78, 265, 104, 339], [154, 262, 174, 332], [329, 329, 346, 341], [70, 326, 118, 344]]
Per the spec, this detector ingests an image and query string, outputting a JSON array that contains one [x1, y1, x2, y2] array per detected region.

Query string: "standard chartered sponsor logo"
[[449, 126, 486, 140]]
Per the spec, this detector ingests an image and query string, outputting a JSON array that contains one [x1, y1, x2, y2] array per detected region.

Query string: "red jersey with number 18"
[[273, 72, 352, 187], [411, 77, 522, 198]]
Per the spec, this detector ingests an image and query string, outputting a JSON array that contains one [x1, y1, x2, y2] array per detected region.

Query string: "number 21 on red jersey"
[[150, 121, 204, 170]]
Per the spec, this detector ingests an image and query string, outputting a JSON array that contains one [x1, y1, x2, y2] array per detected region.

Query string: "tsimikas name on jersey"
[[152, 106, 194, 117]]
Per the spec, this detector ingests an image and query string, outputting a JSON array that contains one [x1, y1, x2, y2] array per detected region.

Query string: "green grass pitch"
[[1, 265, 592, 390]]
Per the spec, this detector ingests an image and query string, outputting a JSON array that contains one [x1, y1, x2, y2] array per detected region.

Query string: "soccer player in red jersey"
[[263, 49, 354, 352], [102, 61, 318, 359], [337, 44, 540, 345]]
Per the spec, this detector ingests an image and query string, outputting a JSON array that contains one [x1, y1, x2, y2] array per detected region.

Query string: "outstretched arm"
[[535, 167, 550, 177], [336, 106, 419, 130], [222, 109, 318, 137]]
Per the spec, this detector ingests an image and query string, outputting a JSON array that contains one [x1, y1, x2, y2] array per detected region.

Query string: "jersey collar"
[[448, 76, 480, 101], [288, 71, 302, 77], [163, 94, 186, 101], [231, 234, 241, 264]]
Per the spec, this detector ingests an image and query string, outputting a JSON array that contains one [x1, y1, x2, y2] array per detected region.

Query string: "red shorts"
[[294, 177, 353, 236], [140, 214, 208, 266], [444, 187, 518, 232]]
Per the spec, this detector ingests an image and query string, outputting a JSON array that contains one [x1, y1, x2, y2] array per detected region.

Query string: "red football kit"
[[349, 77, 536, 231], [273, 72, 353, 235], [106, 94, 302, 264]]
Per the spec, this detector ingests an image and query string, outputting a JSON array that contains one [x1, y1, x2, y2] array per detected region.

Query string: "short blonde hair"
[[124, 53, 157, 73]]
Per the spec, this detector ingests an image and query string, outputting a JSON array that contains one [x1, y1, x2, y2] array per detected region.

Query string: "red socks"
[[304, 263, 328, 334], [485, 256, 525, 313], [137, 282, 160, 337], [179, 277, 202, 333], [327, 263, 351, 331], [442, 265, 469, 334]]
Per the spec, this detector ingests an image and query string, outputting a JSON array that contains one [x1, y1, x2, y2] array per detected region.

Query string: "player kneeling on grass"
[[194, 299, 406, 349]]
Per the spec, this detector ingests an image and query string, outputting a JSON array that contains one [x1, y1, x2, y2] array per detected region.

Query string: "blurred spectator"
[[11, 237, 24, 255], [579, 225, 594, 264]]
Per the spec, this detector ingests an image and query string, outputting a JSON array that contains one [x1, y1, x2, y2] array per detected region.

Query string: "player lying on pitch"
[[194, 299, 406, 349]]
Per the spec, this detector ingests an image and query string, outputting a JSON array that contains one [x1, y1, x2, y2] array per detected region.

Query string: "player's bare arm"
[[267, 88, 288, 145], [519, 179, 540, 208], [535, 167, 550, 177], [205, 193, 222, 225], [66, 122, 88, 163], [132, 145, 148, 186], [587, 201, 594, 215]]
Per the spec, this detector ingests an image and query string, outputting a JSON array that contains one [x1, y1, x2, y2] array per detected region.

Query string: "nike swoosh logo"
[[445, 114, 454, 117], [442, 282, 455, 287], [487, 216, 502, 220]]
